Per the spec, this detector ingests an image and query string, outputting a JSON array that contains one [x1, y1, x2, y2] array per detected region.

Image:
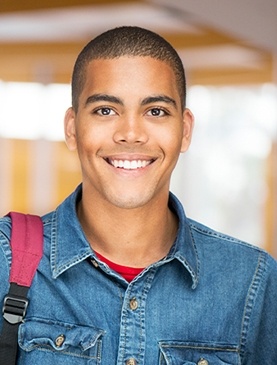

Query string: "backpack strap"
[[0, 212, 43, 365]]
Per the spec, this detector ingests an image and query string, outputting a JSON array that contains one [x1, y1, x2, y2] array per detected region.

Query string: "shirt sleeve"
[[241, 252, 277, 364]]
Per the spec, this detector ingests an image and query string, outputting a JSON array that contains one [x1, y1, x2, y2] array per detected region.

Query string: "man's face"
[[65, 56, 193, 210]]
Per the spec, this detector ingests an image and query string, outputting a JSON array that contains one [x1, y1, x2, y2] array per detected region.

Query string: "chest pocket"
[[18, 318, 104, 365], [159, 341, 240, 365]]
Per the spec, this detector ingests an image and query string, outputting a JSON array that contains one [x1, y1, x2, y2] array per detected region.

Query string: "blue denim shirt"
[[1, 185, 277, 365]]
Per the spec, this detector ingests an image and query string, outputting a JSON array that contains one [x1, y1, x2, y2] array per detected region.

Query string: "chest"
[[16, 260, 244, 364]]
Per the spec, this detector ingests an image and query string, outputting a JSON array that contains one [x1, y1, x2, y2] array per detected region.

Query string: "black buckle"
[[2, 294, 29, 324]]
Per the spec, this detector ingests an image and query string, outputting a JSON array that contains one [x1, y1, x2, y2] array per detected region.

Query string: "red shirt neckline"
[[95, 252, 144, 282]]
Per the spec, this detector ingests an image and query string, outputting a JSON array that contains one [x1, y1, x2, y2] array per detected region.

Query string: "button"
[[55, 334, 65, 347], [129, 298, 138, 310], [91, 259, 99, 268], [126, 358, 137, 365], [198, 359, 208, 365]]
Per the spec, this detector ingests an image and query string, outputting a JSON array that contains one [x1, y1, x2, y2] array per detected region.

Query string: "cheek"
[[76, 124, 107, 150], [160, 127, 184, 154]]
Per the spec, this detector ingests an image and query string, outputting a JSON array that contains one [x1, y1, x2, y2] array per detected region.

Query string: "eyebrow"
[[141, 95, 177, 109], [85, 94, 124, 107]]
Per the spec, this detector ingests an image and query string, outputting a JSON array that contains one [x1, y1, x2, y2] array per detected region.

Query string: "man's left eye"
[[147, 108, 167, 117]]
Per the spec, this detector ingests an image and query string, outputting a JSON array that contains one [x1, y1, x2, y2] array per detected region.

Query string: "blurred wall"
[[0, 137, 81, 215]]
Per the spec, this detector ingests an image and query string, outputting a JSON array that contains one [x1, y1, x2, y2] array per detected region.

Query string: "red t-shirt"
[[95, 252, 144, 282]]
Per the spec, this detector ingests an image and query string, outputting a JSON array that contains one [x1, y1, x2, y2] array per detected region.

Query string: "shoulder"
[[187, 218, 277, 275], [188, 218, 264, 252], [0, 215, 12, 236], [0, 211, 54, 258], [0, 215, 12, 260], [171, 192, 274, 266]]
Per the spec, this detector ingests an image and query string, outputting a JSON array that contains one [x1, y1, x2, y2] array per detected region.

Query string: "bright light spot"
[[0, 81, 71, 140]]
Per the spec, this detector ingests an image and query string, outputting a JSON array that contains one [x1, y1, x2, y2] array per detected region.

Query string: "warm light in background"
[[0, 81, 70, 140]]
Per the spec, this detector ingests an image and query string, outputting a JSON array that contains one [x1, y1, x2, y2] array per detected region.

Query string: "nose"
[[113, 116, 148, 145]]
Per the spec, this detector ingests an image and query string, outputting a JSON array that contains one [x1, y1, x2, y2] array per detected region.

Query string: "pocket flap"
[[159, 341, 239, 365], [19, 318, 104, 352]]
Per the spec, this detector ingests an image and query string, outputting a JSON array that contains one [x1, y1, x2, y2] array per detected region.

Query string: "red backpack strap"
[[0, 212, 44, 365], [9, 212, 44, 286]]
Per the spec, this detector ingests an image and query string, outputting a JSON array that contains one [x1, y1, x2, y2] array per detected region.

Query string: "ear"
[[64, 107, 77, 151], [181, 108, 194, 153]]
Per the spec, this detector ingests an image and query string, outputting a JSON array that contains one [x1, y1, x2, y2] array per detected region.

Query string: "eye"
[[95, 107, 116, 116], [146, 108, 168, 117]]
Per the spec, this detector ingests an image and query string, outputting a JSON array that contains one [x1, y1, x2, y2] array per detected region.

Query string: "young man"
[[0, 26, 277, 364]]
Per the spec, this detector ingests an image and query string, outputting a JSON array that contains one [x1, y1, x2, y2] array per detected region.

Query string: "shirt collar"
[[50, 185, 199, 288], [167, 192, 200, 289], [50, 185, 93, 278]]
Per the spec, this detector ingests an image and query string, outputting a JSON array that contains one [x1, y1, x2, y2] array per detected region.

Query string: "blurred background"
[[0, 0, 276, 257]]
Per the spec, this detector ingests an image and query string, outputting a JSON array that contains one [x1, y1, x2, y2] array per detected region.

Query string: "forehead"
[[86, 56, 176, 83], [81, 56, 179, 99]]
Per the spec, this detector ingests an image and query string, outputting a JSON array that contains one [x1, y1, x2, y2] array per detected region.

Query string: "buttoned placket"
[[116, 268, 156, 365]]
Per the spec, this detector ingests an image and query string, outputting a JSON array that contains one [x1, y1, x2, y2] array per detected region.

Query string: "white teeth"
[[110, 159, 151, 170]]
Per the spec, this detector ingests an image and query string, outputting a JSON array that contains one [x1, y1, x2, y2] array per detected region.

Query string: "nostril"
[[113, 124, 148, 144]]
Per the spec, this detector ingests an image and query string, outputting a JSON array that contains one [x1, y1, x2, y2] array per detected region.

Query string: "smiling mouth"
[[106, 159, 154, 170]]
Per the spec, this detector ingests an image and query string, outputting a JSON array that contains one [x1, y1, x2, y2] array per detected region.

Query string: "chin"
[[107, 194, 152, 210]]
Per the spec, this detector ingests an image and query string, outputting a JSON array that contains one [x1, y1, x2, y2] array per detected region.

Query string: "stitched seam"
[[239, 251, 266, 360], [189, 221, 263, 252], [187, 226, 200, 289], [161, 344, 238, 352]]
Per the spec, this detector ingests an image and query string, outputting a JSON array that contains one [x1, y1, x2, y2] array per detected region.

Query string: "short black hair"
[[71, 26, 186, 111]]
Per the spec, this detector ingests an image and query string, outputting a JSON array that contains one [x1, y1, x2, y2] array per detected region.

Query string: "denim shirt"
[[1, 185, 277, 365]]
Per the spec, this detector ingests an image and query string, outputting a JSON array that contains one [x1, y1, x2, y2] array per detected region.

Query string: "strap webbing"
[[0, 213, 43, 365], [9, 212, 43, 286], [0, 284, 29, 365]]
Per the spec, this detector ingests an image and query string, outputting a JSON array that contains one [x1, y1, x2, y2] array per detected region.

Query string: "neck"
[[77, 192, 178, 268]]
